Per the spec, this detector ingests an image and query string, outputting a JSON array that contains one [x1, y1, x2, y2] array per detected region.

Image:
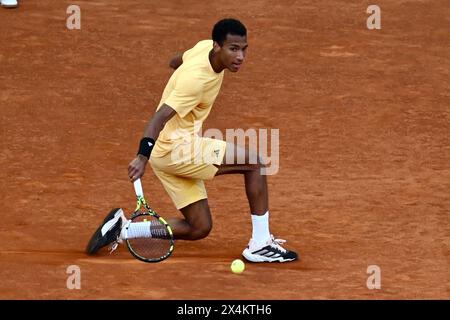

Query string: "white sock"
[[121, 221, 153, 239], [251, 211, 270, 244]]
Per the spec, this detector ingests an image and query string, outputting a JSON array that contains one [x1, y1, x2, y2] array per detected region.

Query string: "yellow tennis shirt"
[[152, 40, 225, 158]]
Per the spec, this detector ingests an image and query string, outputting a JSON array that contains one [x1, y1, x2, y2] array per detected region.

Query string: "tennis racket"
[[124, 178, 174, 262]]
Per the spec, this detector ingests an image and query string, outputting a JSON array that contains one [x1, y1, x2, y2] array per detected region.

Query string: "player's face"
[[219, 34, 248, 72]]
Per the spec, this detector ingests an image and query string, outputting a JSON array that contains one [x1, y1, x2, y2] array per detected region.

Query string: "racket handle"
[[133, 178, 144, 197]]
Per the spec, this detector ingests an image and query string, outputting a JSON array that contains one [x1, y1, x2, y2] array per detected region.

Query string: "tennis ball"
[[230, 259, 245, 274]]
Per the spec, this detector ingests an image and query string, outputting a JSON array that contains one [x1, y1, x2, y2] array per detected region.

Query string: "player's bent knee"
[[191, 219, 212, 239], [191, 225, 212, 239]]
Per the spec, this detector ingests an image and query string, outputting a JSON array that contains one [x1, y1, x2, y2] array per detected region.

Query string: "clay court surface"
[[0, 0, 449, 299]]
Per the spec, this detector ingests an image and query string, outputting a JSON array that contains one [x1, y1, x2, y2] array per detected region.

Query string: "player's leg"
[[85, 199, 212, 254], [215, 143, 268, 214], [166, 198, 213, 240], [215, 142, 298, 262], [149, 156, 216, 241]]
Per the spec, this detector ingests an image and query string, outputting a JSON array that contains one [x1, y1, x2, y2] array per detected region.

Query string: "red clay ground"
[[0, 0, 448, 299]]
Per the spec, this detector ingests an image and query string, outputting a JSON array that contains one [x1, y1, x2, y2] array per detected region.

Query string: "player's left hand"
[[128, 155, 148, 182]]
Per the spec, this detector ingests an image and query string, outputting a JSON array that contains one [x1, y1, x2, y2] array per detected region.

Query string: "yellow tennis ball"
[[231, 259, 245, 274]]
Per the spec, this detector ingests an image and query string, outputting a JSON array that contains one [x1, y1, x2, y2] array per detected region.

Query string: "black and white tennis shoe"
[[242, 235, 298, 262], [86, 208, 127, 254]]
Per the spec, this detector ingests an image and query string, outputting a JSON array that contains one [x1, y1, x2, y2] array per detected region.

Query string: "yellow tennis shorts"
[[150, 137, 227, 210]]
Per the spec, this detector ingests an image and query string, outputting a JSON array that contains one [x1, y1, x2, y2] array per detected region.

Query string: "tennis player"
[[87, 18, 298, 262]]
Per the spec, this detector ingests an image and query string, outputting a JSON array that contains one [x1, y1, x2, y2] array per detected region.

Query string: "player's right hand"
[[128, 155, 148, 182]]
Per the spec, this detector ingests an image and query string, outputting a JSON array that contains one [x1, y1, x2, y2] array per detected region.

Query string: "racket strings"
[[128, 237, 172, 259], [127, 213, 173, 261]]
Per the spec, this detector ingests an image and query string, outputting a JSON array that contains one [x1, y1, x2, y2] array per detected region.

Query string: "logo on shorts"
[[214, 149, 220, 157]]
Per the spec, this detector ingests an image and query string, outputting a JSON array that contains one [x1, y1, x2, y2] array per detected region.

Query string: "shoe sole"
[[242, 249, 298, 263], [1, 4, 18, 8], [86, 208, 123, 255]]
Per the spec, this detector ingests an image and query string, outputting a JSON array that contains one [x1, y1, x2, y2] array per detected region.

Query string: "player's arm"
[[128, 104, 177, 181], [169, 53, 183, 70], [141, 104, 176, 143]]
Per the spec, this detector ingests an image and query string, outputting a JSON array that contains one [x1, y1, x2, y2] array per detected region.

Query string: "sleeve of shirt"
[[164, 73, 204, 118], [182, 47, 194, 62], [182, 40, 211, 62]]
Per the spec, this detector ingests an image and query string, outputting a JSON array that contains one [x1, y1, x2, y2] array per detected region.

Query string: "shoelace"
[[109, 242, 119, 254], [109, 235, 124, 254], [269, 235, 287, 253]]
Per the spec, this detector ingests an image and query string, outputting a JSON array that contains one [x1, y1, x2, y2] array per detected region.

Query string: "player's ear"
[[213, 41, 221, 53]]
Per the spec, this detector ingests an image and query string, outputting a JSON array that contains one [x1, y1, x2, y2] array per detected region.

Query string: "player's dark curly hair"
[[212, 18, 247, 46]]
